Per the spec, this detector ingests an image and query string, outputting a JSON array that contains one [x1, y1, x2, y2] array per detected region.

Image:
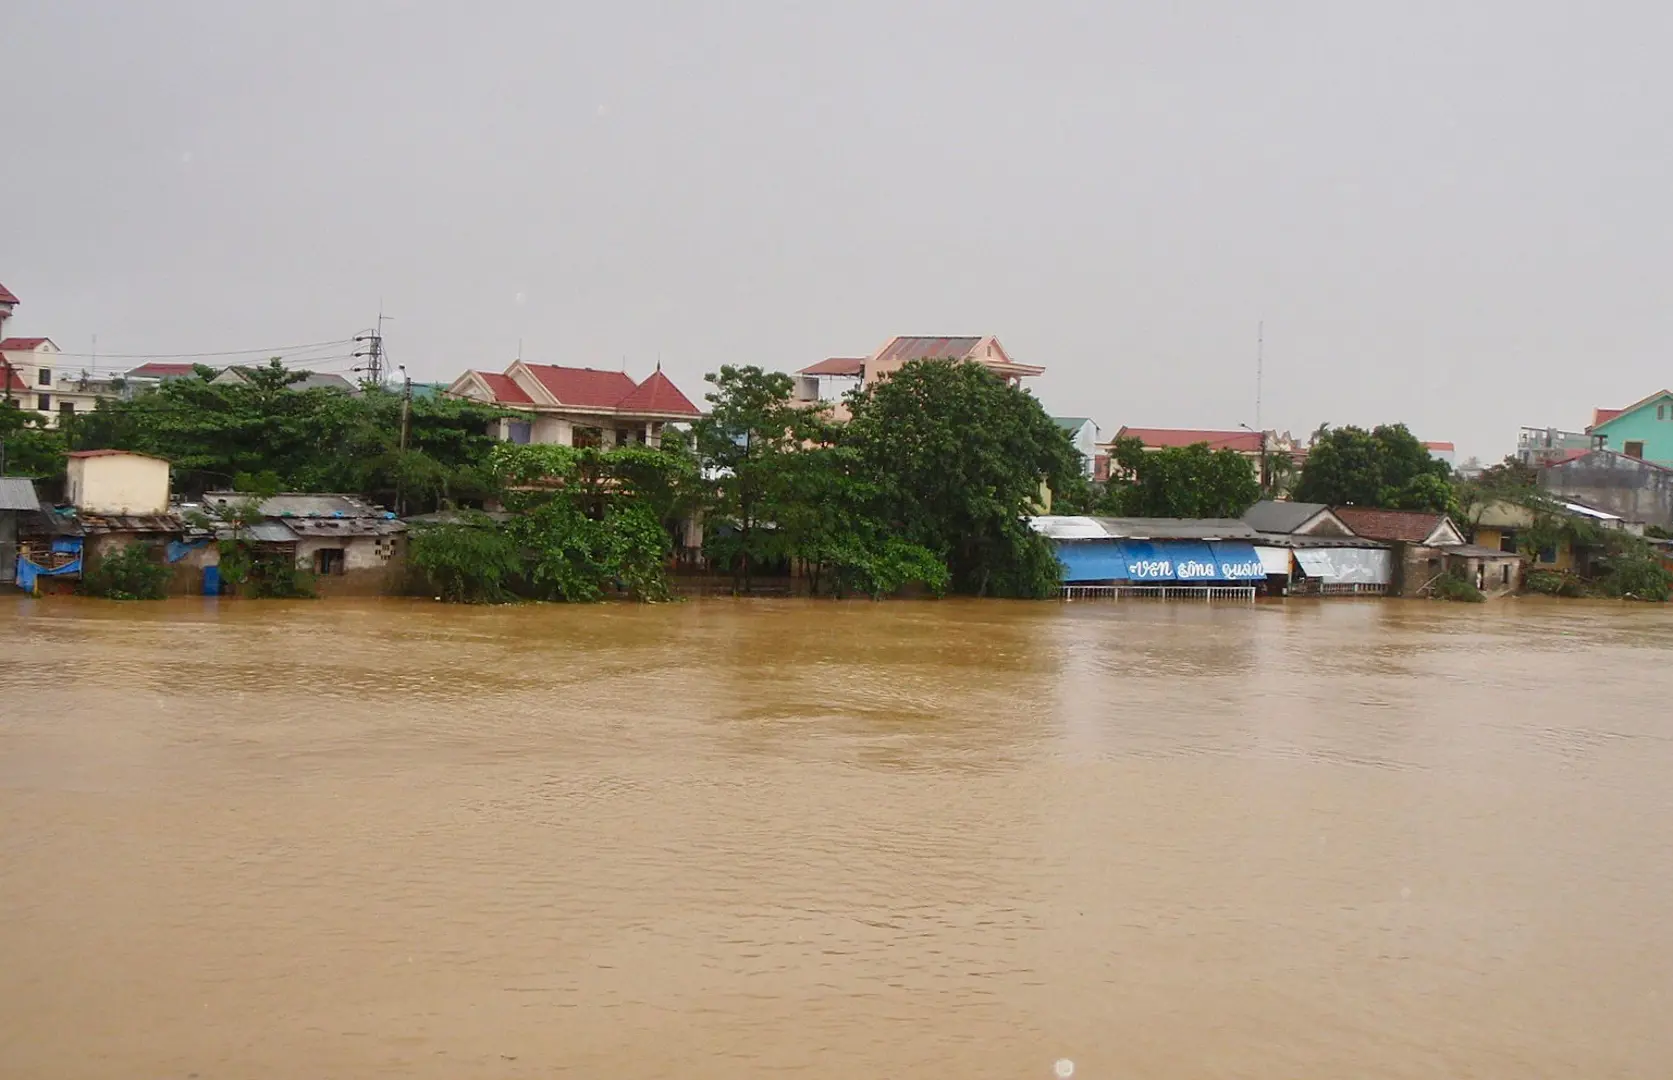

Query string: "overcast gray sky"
[[4, 1, 1669, 460]]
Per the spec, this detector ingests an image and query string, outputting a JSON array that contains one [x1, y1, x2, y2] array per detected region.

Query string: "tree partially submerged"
[[844, 360, 1080, 598]]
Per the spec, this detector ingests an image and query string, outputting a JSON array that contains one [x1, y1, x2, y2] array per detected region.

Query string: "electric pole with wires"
[[353, 310, 391, 386]]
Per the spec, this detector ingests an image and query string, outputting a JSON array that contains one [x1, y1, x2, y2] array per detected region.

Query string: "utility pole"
[[1255, 320, 1264, 433], [397, 365, 412, 516], [353, 309, 390, 386]]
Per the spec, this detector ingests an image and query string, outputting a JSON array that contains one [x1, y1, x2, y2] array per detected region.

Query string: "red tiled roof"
[[475, 371, 533, 405], [523, 364, 638, 409], [3, 370, 28, 393], [873, 336, 983, 365], [614, 369, 701, 417], [0, 282, 17, 305], [125, 362, 197, 378], [1423, 441, 1455, 452], [799, 356, 866, 376], [1592, 407, 1624, 427], [0, 336, 51, 351], [1116, 426, 1263, 453], [1333, 507, 1450, 543]]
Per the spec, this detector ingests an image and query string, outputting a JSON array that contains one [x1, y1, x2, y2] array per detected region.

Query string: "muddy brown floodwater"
[[2, 596, 1672, 1078]]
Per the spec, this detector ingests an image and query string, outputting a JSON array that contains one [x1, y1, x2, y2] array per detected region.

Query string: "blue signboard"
[[1207, 541, 1265, 580], [1053, 537, 1270, 584]]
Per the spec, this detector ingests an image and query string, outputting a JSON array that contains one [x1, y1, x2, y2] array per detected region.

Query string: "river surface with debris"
[[2, 596, 1670, 1078]]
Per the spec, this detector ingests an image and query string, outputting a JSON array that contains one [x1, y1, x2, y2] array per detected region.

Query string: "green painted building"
[[1590, 390, 1673, 465]]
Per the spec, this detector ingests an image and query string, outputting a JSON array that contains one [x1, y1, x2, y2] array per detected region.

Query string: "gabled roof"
[[614, 369, 700, 416], [125, 362, 198, 379], [3, 370, 28, 393], [1054, 416, 1094, 431], [1243, 500, 1335, 534], [0, 282, 18, 305], [798, 356, 867, 376], [1333, 506, 1460, 544], [475, 371, 534, 404], [0, 336, 53, 352], [1115, 426, 1263, 453], [523, 364, 639, 409], [1591, 390, 1673, 431]]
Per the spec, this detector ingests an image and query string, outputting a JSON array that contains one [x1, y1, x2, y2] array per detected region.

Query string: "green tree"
[[843, 360, 1079, 597], [68, 364, 508, 509], [1100, 439, 1260, 518], [1294, 423, 1455, 511], [0, 402, 68, 479], [692, 365, 826, 591]]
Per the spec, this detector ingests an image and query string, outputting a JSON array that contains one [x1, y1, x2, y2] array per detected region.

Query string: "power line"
[[39, 337, 358, 360]]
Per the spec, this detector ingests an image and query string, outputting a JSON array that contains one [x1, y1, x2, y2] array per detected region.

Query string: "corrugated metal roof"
[[285, 518, 405, 537], [238, 520, 300, 543], [77, 513, 182, 534], [1031, 516, 1261, 541], [799, 357, 867, 376], [0, 477, 39, 512], [1115, 427, 1263, 452]]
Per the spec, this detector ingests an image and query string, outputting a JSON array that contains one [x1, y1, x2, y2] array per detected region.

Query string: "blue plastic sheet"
[[165, 539, 208, 563], [15, 556, 82, 592]]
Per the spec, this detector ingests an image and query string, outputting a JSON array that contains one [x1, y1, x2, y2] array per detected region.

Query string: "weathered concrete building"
[[1333, 507, 1523, 597], [202, 492, 407, 596], [1538, 449, 1673, 528]]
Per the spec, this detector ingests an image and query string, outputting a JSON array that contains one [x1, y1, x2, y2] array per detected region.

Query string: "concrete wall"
[[294, 534, 407, 596], [1540, 453, 1673, 527], [67, 454, 170, 514]]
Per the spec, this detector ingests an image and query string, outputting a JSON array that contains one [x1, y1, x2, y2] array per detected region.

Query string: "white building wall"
[[66, 454, 170, 514]]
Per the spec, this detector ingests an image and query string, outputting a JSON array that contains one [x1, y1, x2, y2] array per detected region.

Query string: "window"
[[1501, 565, 1511, 585], [506, 420, 531, 445], [37, 368, 51, 387], [1625, 440, 1645, 459], [1539, 546, 1557, 563], [1498, 530, 1518, 554], [314, 548, 346, 575], [36, 393, 50, 411], [59, 401, 74, 418], [1661, 405, 1667, 420]]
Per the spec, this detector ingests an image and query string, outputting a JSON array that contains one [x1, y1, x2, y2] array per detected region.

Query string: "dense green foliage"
[[1096, 436, 1261, 518], [1597, 550, 1672, 601], [1524, 569, 1587, 597], [407, 444, 697, 603], [844, 361, 1080, 597], [1431, 568, 1486, 603], [68, 360, 506, 509], [693, 365, 956, 597], [408, 515, 523, 603], [0, 402, 68, 479], [1295, 424, 1454, 511], [80, 542, 171, 601]]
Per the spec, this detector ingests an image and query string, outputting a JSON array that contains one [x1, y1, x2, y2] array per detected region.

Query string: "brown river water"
[[2, 596, 1671, 1079]]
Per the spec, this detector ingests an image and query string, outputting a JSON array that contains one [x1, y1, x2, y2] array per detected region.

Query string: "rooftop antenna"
[[516, 338, 522, 362]]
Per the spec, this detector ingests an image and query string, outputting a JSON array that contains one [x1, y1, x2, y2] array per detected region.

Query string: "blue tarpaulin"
[[165, 539, 208, 563], [15, 556, 82, 592]]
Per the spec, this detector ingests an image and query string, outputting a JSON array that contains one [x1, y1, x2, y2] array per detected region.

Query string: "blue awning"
[[1055, 539, 1129, 583], [1207, 540, 1265, 580]]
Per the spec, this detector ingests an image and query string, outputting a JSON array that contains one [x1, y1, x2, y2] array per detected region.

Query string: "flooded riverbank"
[[3, 596, 1671, 1078]]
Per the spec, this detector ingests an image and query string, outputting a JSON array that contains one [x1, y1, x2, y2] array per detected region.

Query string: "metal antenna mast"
[[353, 308, 390, 385]]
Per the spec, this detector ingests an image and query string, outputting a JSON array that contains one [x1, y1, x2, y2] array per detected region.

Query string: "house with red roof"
[[791, 336, 1044, 421], [444, 361, 701, 448], [0, 283, 124, 427]]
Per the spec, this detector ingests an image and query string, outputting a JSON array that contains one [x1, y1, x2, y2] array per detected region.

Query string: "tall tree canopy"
[[1100, 436, 1261, 518], [844, 360, 1080, 598], [1294, 423, 1454, 512]]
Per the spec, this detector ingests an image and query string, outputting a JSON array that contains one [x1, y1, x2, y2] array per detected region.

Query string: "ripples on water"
[[2, 596, 1672, 1078]]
